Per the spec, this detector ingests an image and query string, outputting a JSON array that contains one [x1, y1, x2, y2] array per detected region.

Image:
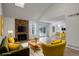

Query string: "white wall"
[[66, 16, 79, 50], [0, 3, 2, 15], [4, 17, 15, 37]]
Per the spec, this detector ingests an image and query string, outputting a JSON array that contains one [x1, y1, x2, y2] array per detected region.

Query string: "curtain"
[[0, 16, 4, 36]]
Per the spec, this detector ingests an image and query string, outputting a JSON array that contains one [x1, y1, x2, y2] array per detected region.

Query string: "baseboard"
[[67, 44, 79, 51]]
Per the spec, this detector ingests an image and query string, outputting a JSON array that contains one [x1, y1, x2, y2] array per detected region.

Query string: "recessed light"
[[15, 3, 25, 8]]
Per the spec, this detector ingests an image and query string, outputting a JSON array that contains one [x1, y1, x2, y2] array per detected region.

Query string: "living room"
[[0, 3, 79, 56]]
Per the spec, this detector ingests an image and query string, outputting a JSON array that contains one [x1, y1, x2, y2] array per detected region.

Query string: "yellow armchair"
[[8, 37, 21, 51], [41, 40, 66, 56], [60, 32, 66, 40]]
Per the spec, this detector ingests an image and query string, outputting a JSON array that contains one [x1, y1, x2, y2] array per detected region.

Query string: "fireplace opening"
[[17, 34, 27, 41]]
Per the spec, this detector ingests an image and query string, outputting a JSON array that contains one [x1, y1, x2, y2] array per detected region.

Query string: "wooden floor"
[[64, 47, 79, 56], [30, 47, 79, 56]]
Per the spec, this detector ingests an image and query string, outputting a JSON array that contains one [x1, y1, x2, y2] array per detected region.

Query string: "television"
[[18, 26, 26, 32]]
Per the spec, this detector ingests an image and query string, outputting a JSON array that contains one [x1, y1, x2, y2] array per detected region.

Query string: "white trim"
[[67, 44, 79, 51]]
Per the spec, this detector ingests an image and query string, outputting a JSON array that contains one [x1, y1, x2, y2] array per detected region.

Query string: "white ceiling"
[[2, 3, 78, 25], [2, 3, 53, 20]]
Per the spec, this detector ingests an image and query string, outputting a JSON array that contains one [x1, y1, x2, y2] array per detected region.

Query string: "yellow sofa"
[[41, 40, 66, 56]]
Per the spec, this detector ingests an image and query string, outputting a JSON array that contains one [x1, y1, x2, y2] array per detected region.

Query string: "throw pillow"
[[0, 36, 9, 52], [8, 37, 15, 43], [51, 40, 62, 44]]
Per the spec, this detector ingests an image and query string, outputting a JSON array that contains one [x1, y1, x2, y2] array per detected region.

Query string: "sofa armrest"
[[1, 47, 29, 56]]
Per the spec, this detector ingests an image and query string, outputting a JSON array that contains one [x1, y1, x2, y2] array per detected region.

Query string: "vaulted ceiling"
[[2, 3, 53, 20], [3, 3, 78, 22]]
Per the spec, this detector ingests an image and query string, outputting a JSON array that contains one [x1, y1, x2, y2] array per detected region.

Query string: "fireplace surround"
[[15, 19, 29, 42]]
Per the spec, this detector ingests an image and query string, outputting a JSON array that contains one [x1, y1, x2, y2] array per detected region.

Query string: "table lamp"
[[8, 30, 13, 37], [8, 30, 15, 43]]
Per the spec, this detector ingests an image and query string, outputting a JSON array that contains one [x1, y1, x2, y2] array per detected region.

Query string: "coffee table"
[[28, 40, 40, 52]]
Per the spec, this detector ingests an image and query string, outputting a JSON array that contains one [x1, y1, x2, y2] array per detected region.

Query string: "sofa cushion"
[[51, 40, 62, 44], [8, 43, 20, 51], [8, 37, 15, 43]]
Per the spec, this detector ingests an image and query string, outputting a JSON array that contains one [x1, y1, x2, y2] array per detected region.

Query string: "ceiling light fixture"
[[15, 3, 25, 8]]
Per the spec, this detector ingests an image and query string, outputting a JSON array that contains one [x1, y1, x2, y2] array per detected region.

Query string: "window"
[[39, 22, 47, 37], [40, 27, 46, 34], [31, 24, 36, 35], [52, 26, 55, 32]]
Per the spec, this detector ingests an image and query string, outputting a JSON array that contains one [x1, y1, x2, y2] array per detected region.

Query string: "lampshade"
[[8, 30, 13, 34]]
